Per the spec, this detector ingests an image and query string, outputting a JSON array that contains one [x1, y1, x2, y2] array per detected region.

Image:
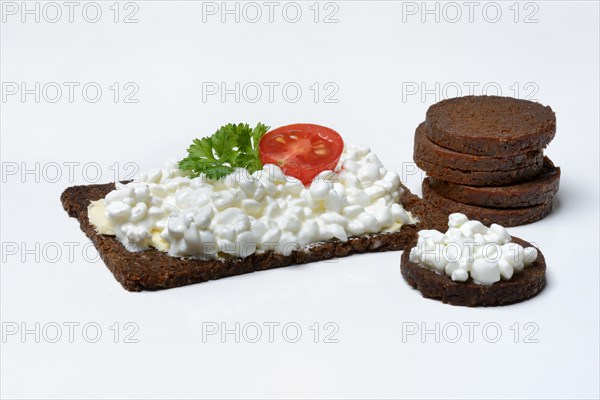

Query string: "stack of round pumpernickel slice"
[[414, 95, 560, 227]]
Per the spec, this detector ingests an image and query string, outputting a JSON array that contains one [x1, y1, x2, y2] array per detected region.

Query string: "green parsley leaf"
[[178, 123, 270, 180]]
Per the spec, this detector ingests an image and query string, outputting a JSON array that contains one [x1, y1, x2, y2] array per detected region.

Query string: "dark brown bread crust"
[[414, 154, 544, 186], [61, 182, 448, 292], [401, 237, 546, 307], [425, 96, 556, 156], [422, 178, 553, 227], [414, 122, 543, 172], [427, 158, 560, 208]]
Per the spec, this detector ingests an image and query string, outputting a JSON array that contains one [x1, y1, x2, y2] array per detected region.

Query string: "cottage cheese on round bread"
[[409, 213, 538, 285]]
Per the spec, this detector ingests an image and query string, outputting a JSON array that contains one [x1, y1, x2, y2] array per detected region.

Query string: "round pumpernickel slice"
[[425, 96, 556, 156], [427, 158, 560, 208], [414, 153, 544, 186], [401, 237, 546, 307], [414, 122, 543, 172], [422, 178, 554, 227]]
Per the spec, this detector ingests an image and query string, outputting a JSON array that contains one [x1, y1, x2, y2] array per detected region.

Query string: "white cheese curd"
[[409, 213, 538, 285], [89, 143, 416, 259]]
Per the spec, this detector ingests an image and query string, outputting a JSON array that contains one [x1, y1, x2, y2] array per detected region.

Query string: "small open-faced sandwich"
[[401, 213, 546, 306]]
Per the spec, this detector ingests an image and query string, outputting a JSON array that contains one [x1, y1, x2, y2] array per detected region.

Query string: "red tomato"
[[259, 123, 344, 185]]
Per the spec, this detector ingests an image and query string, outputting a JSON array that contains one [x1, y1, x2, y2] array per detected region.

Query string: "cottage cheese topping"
[[409, 213, 538, 285], [89, 144, 415, 259]]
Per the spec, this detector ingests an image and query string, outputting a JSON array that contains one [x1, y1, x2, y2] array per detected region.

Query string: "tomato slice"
[[259, 123, 344, 185]]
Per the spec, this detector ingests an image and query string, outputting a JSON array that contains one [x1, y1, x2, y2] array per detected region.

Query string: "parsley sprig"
[[178, 123, 270, 180]]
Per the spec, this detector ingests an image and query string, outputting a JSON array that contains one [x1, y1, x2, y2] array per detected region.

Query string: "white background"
[[1, 1, 599, 399]]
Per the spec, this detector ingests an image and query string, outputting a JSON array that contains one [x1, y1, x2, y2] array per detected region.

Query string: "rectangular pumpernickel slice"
[[61, 182, 448, 291]]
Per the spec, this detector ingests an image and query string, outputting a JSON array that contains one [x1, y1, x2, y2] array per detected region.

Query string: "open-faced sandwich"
[[401, 213, 546, 306], [62, 123, 448, 291]]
